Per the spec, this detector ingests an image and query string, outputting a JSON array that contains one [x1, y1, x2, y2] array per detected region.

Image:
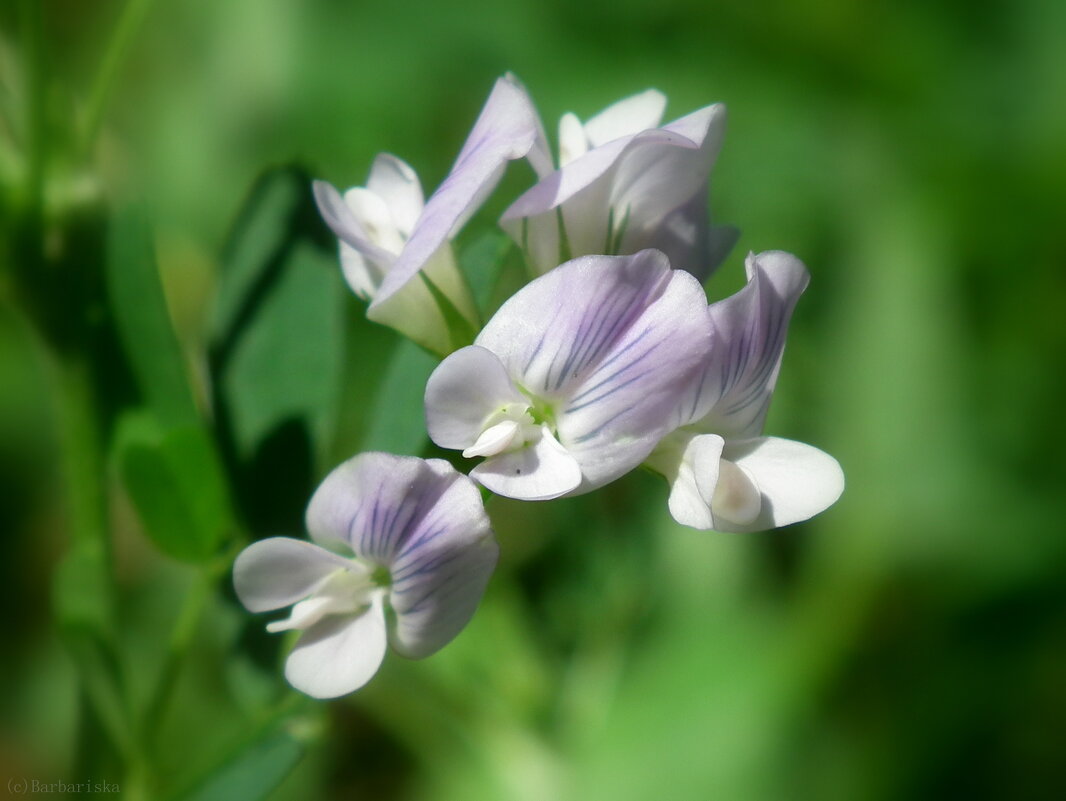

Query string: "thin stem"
[[80, 0, 156, 154]]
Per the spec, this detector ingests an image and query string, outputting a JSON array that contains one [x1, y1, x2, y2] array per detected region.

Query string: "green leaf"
[[458, 229, 516, 322], [107, 205, 199, 428], [360, 338, 437, 455], [172, 726, 305, 801], [211, 167, 345, 469], [115, 413, 234, 563]]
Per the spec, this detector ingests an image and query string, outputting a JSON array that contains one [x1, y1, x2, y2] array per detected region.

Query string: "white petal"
[[646, 432, 724, 530], [558, 112, 588, 167], [233, 537, 352, 613], [373, 76, 543, 311], [339, 241, 384, 300], [343, 188, 405, 254], [312, 180, 394, 266], [366, 153, 424, 237], [471, 426, 582, 500], [610, 105, 726, 247], [686, 250, 809, 436], [583, 88, 667, 147], [425, 346, 528, 451], [462, 420, 522, 459], [708, 458, 762, 526], [284, 594, 387, 698], [712, 437, 844, 532]]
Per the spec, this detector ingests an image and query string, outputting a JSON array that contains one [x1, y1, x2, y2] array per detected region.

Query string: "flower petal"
[[683, 250, 810, 436], [372, 75, 545, 313], [646, 432, 725, 530], [284, 593, 388, 698], [233, 537, 353, 613], [583, 88, 667, 147], [306, 453, 495, 571], [711, 436, 844, 532], [312, 180, 394, 266], [470, 426, 582, 500], [366, 153, 424, 237], [501, 104, 726, 275], [425, 345, 528, 450]]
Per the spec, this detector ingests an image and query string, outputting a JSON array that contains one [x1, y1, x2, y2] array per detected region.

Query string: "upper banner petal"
[[372, 75, 545, 312], [684, 250, 810, 437]]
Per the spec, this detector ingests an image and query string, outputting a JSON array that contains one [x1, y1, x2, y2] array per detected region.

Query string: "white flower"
[[233, 453, 498, 698], [500, 89, 736, 280], [425, 249, 711, 500], [646, 251, 844, 531], [314, 74, 548, 355]]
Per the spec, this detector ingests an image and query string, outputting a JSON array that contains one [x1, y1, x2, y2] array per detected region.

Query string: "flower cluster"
[[233, 75, 843, 698]]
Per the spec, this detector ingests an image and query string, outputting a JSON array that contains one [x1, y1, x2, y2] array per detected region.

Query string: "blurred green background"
[[2, 0, 1065, 799]]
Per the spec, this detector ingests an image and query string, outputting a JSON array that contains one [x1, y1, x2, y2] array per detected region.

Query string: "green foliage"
[[172, 726, 305, 801], [359, 338, 437, 455], [106, 205, 199, 428], [115, 413, 234, 564]]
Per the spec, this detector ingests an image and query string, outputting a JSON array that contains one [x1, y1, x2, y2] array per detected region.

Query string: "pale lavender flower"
[[646, 251, 844, 531], [500, 89, 736, 280], [314, 74, 549, 354], [233, 453, 497, 698], [424, 249, 711, 501]]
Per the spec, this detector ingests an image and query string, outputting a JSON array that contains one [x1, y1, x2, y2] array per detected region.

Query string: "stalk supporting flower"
[[500, 89, 736, 280], [646, 251, 844, 531], [425, 249, 712, 500], [314, 74, 549, 355], [233, 453, 498, 698]]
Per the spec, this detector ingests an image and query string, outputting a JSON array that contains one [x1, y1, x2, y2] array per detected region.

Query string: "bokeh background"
[[2, 0, 1065, 799]]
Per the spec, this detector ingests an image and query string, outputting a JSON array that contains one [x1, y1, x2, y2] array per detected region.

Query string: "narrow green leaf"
[[116, 413, 233, 563], [173, 726, 305, 801], [106, 205, 199, 428], [360, 338, 437, 455]]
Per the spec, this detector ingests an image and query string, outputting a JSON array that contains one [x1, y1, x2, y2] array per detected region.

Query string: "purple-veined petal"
[[501, 104, 726, 275], [583, 89, 667, 147], [312, 180, 394, 266], [233, 537, 354, 613], [477, 250, 712, 491], [425, 345, 528, 450], [372, 75, 545, 312], [386, 465, 498, 657], [710, 436, 844, 533], [470, 426, 582, 500], [366, 153, 424, 237], [610, 105, 726, 252], [306, 453, 495, 595], [683, 250, 810, 437], [284, 592, 388, 698]]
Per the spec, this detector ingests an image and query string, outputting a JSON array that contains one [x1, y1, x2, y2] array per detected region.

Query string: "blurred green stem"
[[50, 353, 112, 570], [80, 0, 156, 154], [140, 547, 239, 756]]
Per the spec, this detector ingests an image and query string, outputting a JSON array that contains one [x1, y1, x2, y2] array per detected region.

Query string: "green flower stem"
[[80, 0, 156, 154], [50, 352, 113, 588], [140, 545, 242, 757]]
